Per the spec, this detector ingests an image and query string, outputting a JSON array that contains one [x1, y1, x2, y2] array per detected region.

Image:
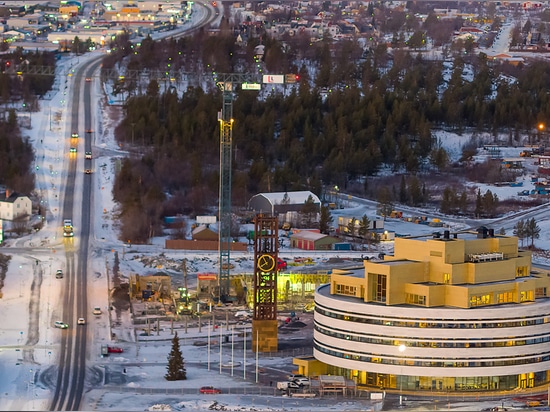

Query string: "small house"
[[191, 225, 218, 241], [0, 190, 31, 221], [290, 230, 339, 250]]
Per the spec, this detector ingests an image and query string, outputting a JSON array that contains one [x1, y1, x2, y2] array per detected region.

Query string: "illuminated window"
[[470, 294, 491, 307], [497, 291, 514, 303], [520, 290, 534, 302], [336, 284, 356, 296], [374, 274, 387, 303], [443, 273, 450, 284], [406, 293, 426, 306], [516, 266, 528, 278]]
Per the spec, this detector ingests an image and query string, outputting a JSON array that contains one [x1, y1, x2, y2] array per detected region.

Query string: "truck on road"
[[63, 219, 74, 237]]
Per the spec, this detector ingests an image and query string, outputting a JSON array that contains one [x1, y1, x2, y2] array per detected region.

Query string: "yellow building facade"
[[314, 228, 550, 392]]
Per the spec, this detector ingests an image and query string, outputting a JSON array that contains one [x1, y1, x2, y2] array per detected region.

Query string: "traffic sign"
[[262, 74, 284, 84], [285, 74, 299, 83], [242, 83, 261, 90]]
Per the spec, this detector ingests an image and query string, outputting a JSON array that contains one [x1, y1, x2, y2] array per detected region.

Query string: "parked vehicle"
[[55, 269, 63, 279], [292, 377, 310, 386], [107, 346, 123, 353], [277, 381, 301, 390], [93, 306, 102, 315], [200, 386, 221, 394]]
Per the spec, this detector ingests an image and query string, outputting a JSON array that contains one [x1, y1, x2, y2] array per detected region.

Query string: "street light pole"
[[399, 344, 406, 406]]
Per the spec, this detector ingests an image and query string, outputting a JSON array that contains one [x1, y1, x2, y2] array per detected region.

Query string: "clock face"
[[257, 254, 276, 272]]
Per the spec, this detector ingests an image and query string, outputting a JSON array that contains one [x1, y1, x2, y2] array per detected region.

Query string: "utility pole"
[[182, 258, 188, 305]]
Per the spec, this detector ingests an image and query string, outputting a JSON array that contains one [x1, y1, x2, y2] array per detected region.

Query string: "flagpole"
[[207, 320, 211, 371], [255, 330, 259, 383], [231, 326, 234, 376]]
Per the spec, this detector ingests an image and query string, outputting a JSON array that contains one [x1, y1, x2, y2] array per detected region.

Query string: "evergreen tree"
[[513, 219, 526, 248], [358, 214, 371, 249], [482, 190, 499, 217], [319, 205, 333, 235], [377, 187, 393, 220], [301, 195, 318, 227], [409, 176, 423, 206], [347, 217, 357, 239], [526, 217, 541, 248], [399, 175, 408, 203], [458, 191, 468, 214], [474, 189, 483, 218], [165, 332, 186, 381], [440, 186, 453, 214]]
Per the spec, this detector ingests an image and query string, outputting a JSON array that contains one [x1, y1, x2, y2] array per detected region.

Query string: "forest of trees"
[[102, 21, 550, 242], [0, 49, 55, 197]]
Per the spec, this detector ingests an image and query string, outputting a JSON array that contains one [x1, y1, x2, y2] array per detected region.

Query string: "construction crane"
[[215, 73, 298, 302], [216, 73, 261, 302]]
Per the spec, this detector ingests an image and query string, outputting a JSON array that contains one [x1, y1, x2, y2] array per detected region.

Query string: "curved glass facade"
[[314, 285, 550, 392]]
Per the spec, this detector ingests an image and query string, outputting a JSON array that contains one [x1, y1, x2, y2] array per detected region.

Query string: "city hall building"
[[312, 227, 550, 392]]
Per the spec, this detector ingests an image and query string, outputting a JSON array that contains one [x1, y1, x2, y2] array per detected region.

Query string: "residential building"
[[312, 227, 550, 392], [0, 191, 31, 220]]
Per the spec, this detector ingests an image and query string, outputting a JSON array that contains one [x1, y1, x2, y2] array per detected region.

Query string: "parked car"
[[277, 381, 301, 390], [93, 306, 102, 315], [55, 269, 63, 279], [292, 377, 310, 386], [77, 317, 86, 325], [200, 386, 221, 394], [287, 373, 305, 380], [54, 321, 68, 329], [107, 346, 123, 353]]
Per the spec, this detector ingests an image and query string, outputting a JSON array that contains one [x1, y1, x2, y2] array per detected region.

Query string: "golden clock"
[[257, 254, 276, 272]]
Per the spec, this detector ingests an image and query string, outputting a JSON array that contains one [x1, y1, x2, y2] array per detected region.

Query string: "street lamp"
[[398, 344, 406, 406]]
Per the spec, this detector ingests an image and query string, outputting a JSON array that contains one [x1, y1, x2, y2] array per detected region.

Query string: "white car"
[[54, 321, 68, 329], [77, 317, 86, 325], [292, 377, 310, 386]]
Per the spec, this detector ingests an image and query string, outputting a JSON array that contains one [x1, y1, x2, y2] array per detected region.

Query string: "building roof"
[[258, 191, 320, 206], [192, 225, 216, 236], [290, 231, 329, 241], [0, 191, 22, 203]]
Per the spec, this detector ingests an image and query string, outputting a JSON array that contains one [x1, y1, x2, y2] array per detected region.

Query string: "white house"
[[0, 191, 31, 220]]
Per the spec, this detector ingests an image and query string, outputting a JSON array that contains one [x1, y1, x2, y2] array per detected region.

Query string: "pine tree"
[[526, 217, 541, 248], [513, 219, 526, 248], [165, 332, 186, 381], [358, 214, 371, 250], [319, 205, 333, 235]]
